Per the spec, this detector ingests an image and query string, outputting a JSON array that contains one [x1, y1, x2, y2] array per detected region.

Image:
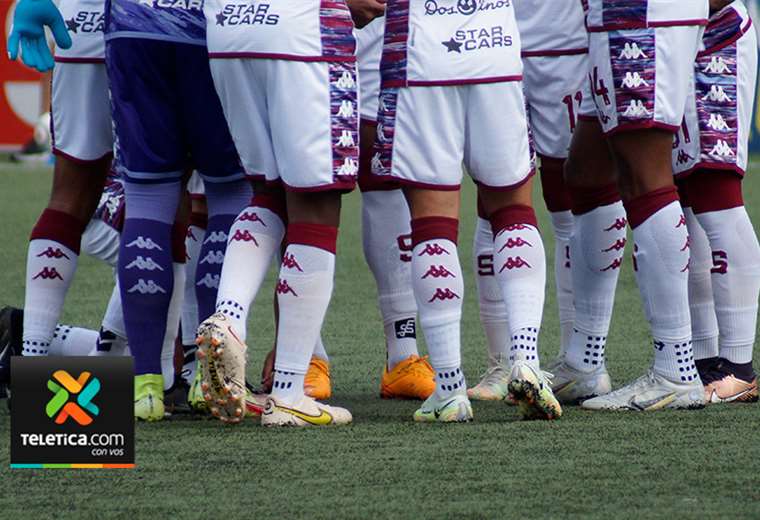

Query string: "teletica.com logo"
[[46, 370, 100, 426]]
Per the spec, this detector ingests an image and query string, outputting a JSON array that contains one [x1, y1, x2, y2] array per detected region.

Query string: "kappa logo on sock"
[[602, 238, 627, 252], [421, 265, 456, 279], [676, 215, 687, 228], [676, 149, 694, 165], [200, 250, 225, 265], [601, 257, 623, 271], [36, 248, 70, 259], [126, 279, 166, 294], [497, 237, 532, 252], [394, 318, 416, 339], [604, 218, 627, 231], [230, 229, 259, 246], [281, 253, 303, 272], [499, 257, 531, 272], [125, 256, 164, 271], [126, 237, 163, 251], [418, 244, 450, 256], [196, 273, 220, 289], [276, 279, 298, 296], [203, 231, 227, 244], [32, 267, 64, 280], [428, 288, 460, 302], [501, 224, 529, 232], [680, 237, 690, 252], [235, 211, 267, 226], [186, 228, 198, 241]]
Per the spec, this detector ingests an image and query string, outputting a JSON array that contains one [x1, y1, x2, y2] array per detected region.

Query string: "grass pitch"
[[1, 161, 759, 518]]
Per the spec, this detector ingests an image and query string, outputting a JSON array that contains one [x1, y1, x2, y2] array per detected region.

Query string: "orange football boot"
[[380, 355, 436, 400], [704, 374, 758, 404], [304, 356, 332, 400]]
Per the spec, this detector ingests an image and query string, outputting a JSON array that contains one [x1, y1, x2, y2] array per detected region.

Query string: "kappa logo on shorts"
[[125, 256, 164, 271], [702, 85, 732, 103], [424, 0, 511, 16], [336, 130, 356, 148], [621, 100, 651, 118], [620, 71, 649, 89], [676, 149, 694, 165], [337, 100, 355, 118], [703, 56, 731, 74], [441, 26, 512, 54], [215, 3, 279, 26], [710, 139, 735, 157], [65, 11, 105, 33], [706, 113, 731, 132], [617, 42, 648, 60], [337, 157, 359, 177]]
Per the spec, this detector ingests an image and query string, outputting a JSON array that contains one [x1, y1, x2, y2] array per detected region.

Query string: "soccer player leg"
[[92, 282, 130, 357], [256, 59, 355, 427], [206, 59, 287, 343], [107, 38, 186, 421], [677, 183, 719, 380], [582, 25, 705, 411], [683, 9, 759, 403], [22, 61, 112, 358], [554, 117, 621, 403], [468, 201, 511, 402], [359, 125, 432, 400], [523, 54, 589, 359], [471, 81, 560, 420], [181, 184, 205, 386], [374, 85, 472, 423]]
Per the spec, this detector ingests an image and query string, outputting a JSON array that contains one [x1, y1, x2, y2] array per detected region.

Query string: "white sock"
[[565, 201, 626, 372], [181, 224, 204, 345], [313, 335, 329, 362], [23, 239, 79, 356], [490, 207, 546, 371], [629, 196, 696, 383], [696, 206, 760, 364], [272, 230, 337, 405], [47, 325, 98, 356], [473, 217, 509, 366], [410, 218, 464, 398], [361, 190, 419, 369], [216, 204, 286, 342], [683, 207, 719, 360], [549, 210, 575, 356], [160, 262, 185, 390], [89, 328, 129, 357], [80, 219, 121, 268]]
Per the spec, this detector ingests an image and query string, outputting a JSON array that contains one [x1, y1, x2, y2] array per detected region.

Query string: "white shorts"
[[523, 53, 589, 159], [673, 7, 757, 177], [209, 58, 359, 192], [589, 25, 703, 135], [372, 81, 532, 190], [51, 62, 113, 162], [356, 16, 383, 123], [187, 171, 205, 197]]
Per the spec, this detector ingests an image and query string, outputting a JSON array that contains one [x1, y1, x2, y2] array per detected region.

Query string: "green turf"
[[1, 160, 760, 518]]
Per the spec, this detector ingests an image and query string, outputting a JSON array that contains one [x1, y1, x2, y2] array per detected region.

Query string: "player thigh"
[[589, 25, 702, 135], [522, 54, 588, 160], [465, 81, 532, 191], [373, 86, 466, 190], [51, 62, 113, 162], [177, 45, 245, 185], [208, 58, 276, 184], [267, 60, 358, 192], [106, 39, 186, 183]]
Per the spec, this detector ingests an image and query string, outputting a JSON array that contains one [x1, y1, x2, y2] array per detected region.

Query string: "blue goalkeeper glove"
[[7, 0, 72, 72]]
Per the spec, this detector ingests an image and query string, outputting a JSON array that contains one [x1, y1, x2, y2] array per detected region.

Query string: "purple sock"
[[195, 179, 252, 321], [119, 181, 181, 376]]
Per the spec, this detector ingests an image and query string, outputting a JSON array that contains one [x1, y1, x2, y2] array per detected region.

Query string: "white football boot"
[[414, 390, 473, 423], [550, 361, 612, 404], [467, 362, 510, 401], [581, 369, 705, 411], [261, 395, 352, 427], [195, 312, 247, 423], [508, 361, 562, 420]]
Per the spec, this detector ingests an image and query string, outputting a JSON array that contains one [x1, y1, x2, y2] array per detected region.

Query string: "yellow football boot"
[[380, 355, 436, 400]]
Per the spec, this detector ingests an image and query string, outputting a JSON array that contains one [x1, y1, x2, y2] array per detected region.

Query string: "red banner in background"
[[0, 0, 43, 150]]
